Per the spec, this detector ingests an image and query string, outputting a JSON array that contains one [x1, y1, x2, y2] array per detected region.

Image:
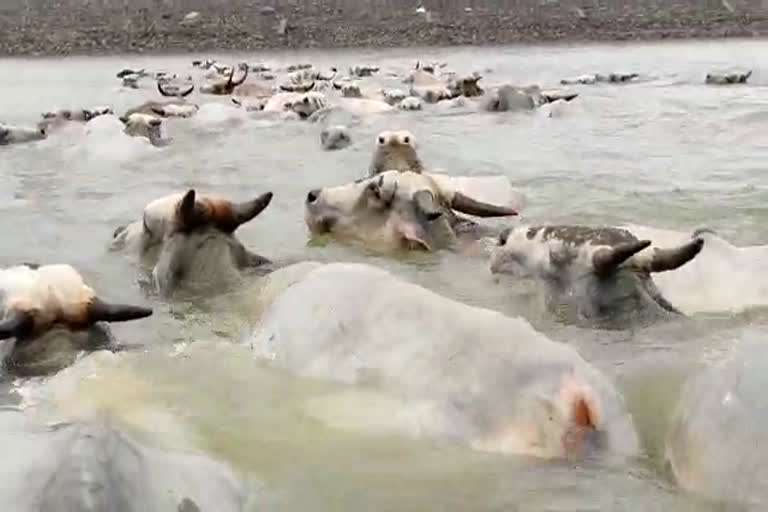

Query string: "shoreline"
[[1, 1, 766, 57]]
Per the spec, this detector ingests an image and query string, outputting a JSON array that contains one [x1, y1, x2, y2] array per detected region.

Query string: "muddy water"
[[0, 39, 767, 510]]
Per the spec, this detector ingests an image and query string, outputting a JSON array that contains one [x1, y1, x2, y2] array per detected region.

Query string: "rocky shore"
[[1, 0, 767, 56]]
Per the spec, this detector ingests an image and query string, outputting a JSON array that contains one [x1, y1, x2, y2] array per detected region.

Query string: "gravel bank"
[[1, 0, 767, 56]]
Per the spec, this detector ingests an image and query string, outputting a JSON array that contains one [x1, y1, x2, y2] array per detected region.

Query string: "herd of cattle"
[[0, 57, 752, 148], [0, 56, 761, 509]]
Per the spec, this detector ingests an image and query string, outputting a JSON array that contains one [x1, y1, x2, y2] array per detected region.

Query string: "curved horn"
[[226, 192, 274, 231], [177, 189, 208, 232], [0, 310, 34, 341], [648, 237, 704, 273], [232, 66, 248, 87], [592, 240, 651, 275], [450, 192, 517, 217], [692, 227, 717, 238], [157, 81, 173, 97], [226, 67, 236, 87], [413, 190, 442, 221], [86, 298, 153, 323], [179, 84, 194, 97]]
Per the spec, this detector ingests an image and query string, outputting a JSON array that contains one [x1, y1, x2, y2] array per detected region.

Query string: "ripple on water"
[[0, 41, 766, 511]]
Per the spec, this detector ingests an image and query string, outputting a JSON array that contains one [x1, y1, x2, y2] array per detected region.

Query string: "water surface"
[[1, 39, 767, 511]]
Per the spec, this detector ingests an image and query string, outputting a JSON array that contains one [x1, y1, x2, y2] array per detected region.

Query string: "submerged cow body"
[[666, 339, 768, 507], [483, 85, 578, 112], [125, 82, 197, 119], [41, 107, 113, 123], [560, 73, 639, 85], [200, 67, 249, 95], [38, 107, 114, 134], [0, 123, 46, 146], [705, 70, 752, 85], [118, 113, 165, 146], [491, 225, 705, 328], [0, 263, 151, 373], [245, 262, 639, 459], [320, 125, 351, 150], [111, 189, 273, 294], [0, 410, 250, 512], [304, 170, 517, 253]]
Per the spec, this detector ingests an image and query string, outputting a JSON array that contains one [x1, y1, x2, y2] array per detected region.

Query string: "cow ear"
[[119, 116, 129, 124]]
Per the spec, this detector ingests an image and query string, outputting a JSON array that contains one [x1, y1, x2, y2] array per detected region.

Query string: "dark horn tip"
[[87, 298, 153, 323]]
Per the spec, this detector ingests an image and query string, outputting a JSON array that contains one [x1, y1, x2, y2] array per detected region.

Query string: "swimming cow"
[[38, 107, 113, 133], [666, 339, 768, 507], [560, 73, 639, 85], [41, 107, 113, 123], [283, 92, 329, 119], [0, 123, 47, 146], [483, 85, 578, 112], [304, 170, 517, 253], [368, 130, 423, 176], [705, 70, 752, 85], [320, 125, 351, 150], [490, 225, 705, 328], [110, 189, 273, 294], [118, 113, 165, 146], [0, 410, 251, 512], [124, 82, 197, 119], [0, 263, 152, 371], [200, 67, 249, 95], [245, 262, 640, 459]]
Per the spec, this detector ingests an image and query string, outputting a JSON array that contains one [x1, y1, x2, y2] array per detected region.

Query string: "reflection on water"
[[0, 39, 767, 510]]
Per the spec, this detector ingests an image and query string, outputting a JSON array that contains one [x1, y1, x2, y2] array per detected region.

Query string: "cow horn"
[[0, 310, 34, 341], [413, 190, 443, 221], [692, 227, 717, 238], [232, 66, 248, 86], [648, 238, 704, 273], [179, 84, 195, 97], [177, 189, 208, 231], [592, 240, 651, 275], [450, 192, 517, 217], [86, 298, 153, 323], [225, 192, 274, 232], [226, 67, 236, 87], [157, 81, 172, 96]]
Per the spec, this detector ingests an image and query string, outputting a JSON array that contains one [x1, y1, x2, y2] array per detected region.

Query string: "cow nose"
[[306, 189, 321, 204]]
